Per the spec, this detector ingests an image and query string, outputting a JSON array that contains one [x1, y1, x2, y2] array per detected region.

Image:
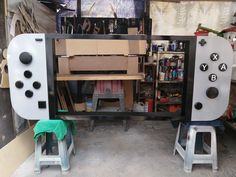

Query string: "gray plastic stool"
[[173, 123, 218, 173], [34, 131, 75, 173]]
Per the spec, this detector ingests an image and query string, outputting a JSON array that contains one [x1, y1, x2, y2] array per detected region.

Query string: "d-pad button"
[[199, 39, 207, 46]]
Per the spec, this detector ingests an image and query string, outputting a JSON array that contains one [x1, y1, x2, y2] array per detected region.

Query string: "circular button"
[[200, 63, 208, 72], [19, 52, 32, 65], [33, 81, 41, 89], [24, 70, 32, 78], [209, 74, 217, 82], [194, 102, 203, 110], [210, 53, 219, 61], [25, 90, 33, 98], [219, 63, 227, 72], [15, 81, 24, 89], [206, 87, 219, 99]]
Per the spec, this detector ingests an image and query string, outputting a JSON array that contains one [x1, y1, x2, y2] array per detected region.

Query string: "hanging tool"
[[82, 19, 91, 34], [93, 23, 100, 34], [102, 20, 106, 34]]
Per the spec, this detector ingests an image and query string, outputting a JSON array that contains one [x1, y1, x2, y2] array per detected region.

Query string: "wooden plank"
[[56, 74, 145, 81], [65, 82, 75, 112], [127, 57, 139, 74], [0, 126, 34, 177], [57, 86, 68, 110], [124, 81, 134, 111]]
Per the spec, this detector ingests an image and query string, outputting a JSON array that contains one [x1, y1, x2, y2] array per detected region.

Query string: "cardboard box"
[[57, 56, 139, 74], [55, 39, 146, 56], [129, 40, 146, 55], [97, 40, 129, 55], [74, 103, 86, 112], [58, 57, 70, 74], [69, 56, 128, 71], [55, 39, 66, 56], [128, 27, 138, 35], [66, 39, 98, 56]]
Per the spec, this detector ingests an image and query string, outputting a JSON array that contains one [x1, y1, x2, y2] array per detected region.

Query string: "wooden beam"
[[57, 74, 145, 81]]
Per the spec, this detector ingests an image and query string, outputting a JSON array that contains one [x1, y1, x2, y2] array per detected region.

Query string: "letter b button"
[[209, 74, 217, 82]]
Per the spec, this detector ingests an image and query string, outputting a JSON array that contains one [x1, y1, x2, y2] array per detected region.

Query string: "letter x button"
[[210, 53, 219, 61]]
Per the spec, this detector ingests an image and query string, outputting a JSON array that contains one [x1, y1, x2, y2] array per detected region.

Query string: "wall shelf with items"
[[137, 61, 157, 112], [152, 41, 186, 113]]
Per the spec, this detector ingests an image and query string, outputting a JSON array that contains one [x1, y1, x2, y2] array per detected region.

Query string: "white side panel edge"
[[8, 34, 49, 120]]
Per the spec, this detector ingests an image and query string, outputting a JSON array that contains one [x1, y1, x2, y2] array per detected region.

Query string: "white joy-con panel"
[[191, 36, 233, 121], [8, 34, 49, 120]]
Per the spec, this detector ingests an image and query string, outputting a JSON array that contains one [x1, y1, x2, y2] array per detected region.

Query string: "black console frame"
[[45, 34, 197, 121]]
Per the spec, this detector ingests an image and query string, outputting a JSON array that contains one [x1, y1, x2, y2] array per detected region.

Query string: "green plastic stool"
[[33, 120, 76, 173]]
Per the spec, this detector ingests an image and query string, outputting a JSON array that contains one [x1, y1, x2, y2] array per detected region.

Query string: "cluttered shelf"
[[158, 80, 183, 84], [156, 97, 182, 105], [156, 101, 182, 105], [57, 74, 145, 81]]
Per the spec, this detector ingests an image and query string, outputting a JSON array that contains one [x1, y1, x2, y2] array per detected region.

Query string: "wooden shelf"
[[144, 63, 157, 66], [156, 101, 182, 105], [57, 74, 145, 81], [158, 80, 183, 84], [141, 81, 154, 84], [154, 51, 185, 54]]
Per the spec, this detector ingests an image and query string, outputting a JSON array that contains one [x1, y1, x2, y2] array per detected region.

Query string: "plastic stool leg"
[[58, 139, 70, 171], [173, 123, 181, 155], [184, 126, 196, 173], [89, 119, 95, 131], [71, 132, 76, 155], [123, 119, 128, 132], [119, 96, 125, 112], [211, 128, 218, 171], [92, 97, 98, 112], [34, 137, 42, 174]]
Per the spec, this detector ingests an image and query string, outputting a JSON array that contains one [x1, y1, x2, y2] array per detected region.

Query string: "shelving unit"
[[154, 50, 185, 112], [223, 80, 236, 131], [137, 62, 157, 112]]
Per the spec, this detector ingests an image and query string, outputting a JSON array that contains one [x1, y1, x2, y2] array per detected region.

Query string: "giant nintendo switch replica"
[[7, 34, 233, 121]]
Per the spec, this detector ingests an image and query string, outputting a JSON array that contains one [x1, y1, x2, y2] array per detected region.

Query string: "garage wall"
[[0, 0, 15, 149], [150, 1, 236, 35]]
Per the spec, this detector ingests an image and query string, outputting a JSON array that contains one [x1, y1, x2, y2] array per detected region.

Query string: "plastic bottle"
[[169, 69, 173, 81]]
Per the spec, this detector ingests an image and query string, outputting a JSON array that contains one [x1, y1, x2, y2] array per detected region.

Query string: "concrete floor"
[[12, 120, 236, 177]]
